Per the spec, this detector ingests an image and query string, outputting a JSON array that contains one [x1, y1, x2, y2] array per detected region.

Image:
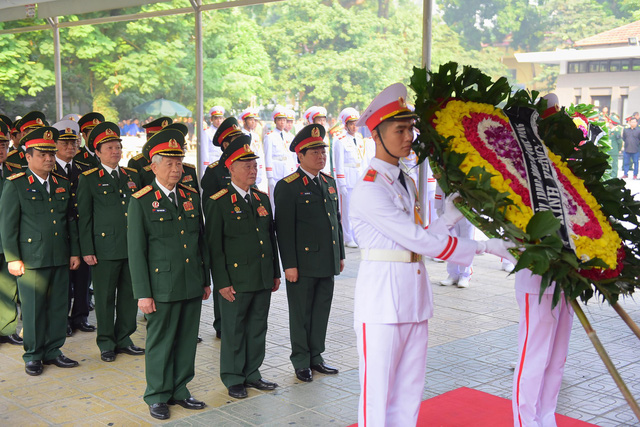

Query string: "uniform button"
[[155, 268, 159, 273], [324, 199, 327, 202], [332, 226, 334, 230], [328, 213, 331, 216], [237, 216, 241, 220], [262, 254, 265, 258], [124, 213, 127, 217], [53, 220, 56, 224], [333, 240, 336, 244], [180, 230, 184, 235], [185, 258, 189, 263], [119, 190, 123, 193], [233, 263, 238, 268], [259, 240, 263, 245], [305, 247, 309, 251], [101, 232, 105, 237], [49, 198, 52, 202], [191, 214, 195, 217], [50, 209, 54, 213], [27, 238, 31, 243], [178, 216, 182, 220], [305, 200, 309, 204], [183, 244, 187, 249], [160, 218, 164, 222], [256, 228, 259, 232], [103, 191, 107, 194], [122, 201, 126, 205], [32, 197, 36, 200], [55, 232, 58, 236], [74, 203, 78, 207]]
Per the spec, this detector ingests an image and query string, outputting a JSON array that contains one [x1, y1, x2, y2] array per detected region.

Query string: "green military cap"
[[15, 111, 48, 134], [21, 126, 59, 152], [0, 114, 11, 129], [142, 117, 173, 138], [221, 134, 258, 168], [143, 128, 184, 161], [87, 122, 121, 152], [0, 121, 9, 141], [213, 117, 243, 147], [78, 112, 105, 134], [164, 122, 188, 136], [289, 124, 327, 154]]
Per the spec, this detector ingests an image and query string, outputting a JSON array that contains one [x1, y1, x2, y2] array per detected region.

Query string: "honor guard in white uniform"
[[303, 107, 315, 126], [350, 83, 517, 427], [512, 270, 573, 427], [309, 107, 332, 176], [264, 106, 295, 198], [241, 108, 267, 193], [201, 106, 225, 177], [333, 108, 369, 248]]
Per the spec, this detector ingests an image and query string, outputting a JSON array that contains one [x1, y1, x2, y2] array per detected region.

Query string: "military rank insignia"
[[55, 187, 66, 193], [364, 169, 377, 182], [231, 194, 237, 204], [257, 205, 268, 217], [183, 201, 194, 211], [182, 175, 193, 182], [328, 187, 336, 194], [152, 201, 160, 208], [128, 181, 137, 189], [99, 169, 104, 178], [27, 175, 34, 184], [302, 176, 309, 186]]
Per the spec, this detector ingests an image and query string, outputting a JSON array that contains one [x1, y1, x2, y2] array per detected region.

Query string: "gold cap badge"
[[44, 130, 53, 140], [312, 128, 320, 138]]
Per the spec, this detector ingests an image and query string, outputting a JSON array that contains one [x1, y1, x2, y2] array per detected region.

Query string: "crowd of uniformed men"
[[0, 103, 395, 420]]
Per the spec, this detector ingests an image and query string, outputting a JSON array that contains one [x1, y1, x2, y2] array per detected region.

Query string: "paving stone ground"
[[1, 174, 639, 426]]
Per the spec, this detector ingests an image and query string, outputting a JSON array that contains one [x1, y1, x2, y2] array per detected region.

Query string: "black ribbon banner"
[[504, 106, 573, 251]]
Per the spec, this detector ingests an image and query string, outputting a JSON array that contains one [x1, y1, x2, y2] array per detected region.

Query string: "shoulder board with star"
[[132, 153, 144, 161], [182, 162, 195, 169], [132, 185, 153, 199], [253, 188, 269, 196], [211, 188, 228, 200], [82, 167, 99, 176], [143, 165, 152, 172], [208, 161, 218, 169], [6, 162, 21, 169], [363, 169, 377, 182], [51, 171, 68, 180], [76, 160, 91, 168], [122, 166, 138, 174], [7, 172, 25, 181], [178, 183, 197, 193], [7, 149, 18, 157], [320, 171, 334, 181], [283, 172, 300, 183]]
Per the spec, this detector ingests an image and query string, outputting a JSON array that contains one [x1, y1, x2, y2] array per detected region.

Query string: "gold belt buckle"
[[411, 252, 422, 263]]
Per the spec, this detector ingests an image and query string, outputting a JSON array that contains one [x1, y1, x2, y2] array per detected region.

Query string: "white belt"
[[273, 156, 288, 161], [344, 163, 361, 168], [360, 248, 422, 263]]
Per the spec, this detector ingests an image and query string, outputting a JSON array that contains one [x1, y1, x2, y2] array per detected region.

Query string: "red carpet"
[[349, 387, 598, 426]]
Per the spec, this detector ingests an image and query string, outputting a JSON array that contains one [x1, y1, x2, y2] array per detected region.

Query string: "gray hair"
[[151, 154, 184, 164]]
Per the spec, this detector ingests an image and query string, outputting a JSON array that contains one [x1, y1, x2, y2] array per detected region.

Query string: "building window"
[[633, 59, 640, 71], [567, 59, 640, 73]]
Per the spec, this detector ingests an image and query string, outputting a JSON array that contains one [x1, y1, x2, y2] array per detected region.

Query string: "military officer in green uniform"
[[75, 112, 104, 168], [127, 117, 173, 173], [8, 111, 48, 168], [0, 121, 23, 346], [138, 122, 200, 192], [201, 117, 244, 200], [77, 122, 145, 362], [127, 128, 210, 420], [274, 124, 345, 382], [52, 119, 95, 336], [0, 127, 81, 376], [205, 135, 280, 399]]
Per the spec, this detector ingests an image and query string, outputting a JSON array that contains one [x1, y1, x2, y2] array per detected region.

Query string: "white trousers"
[[340, 186, 355, 244], [355, 321, 429, 427], [446, 219, 474, 277], [512, 291, 574, 427]]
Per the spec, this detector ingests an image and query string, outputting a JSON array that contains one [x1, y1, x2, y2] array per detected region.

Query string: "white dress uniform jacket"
[[245, 129, 267, 192], [264, 129, 295, 194], [200, 125, 222, 177]]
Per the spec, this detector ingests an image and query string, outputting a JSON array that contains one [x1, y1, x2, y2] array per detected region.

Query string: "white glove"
[[268, 178, 277, 189], [440, 192, 464, 228], [477, 239, 517, 265]]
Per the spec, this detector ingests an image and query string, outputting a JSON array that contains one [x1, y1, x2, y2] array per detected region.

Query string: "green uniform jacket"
[[74, 146, 100, 168], [140, 162, 200, 193], [6, 147, 27, 169], [77, 165, 141, 260], [274, 169, 345, 277], [204, 186, 280, 292], [127, 181, 208, 302], [201, 161, 230, 201], [0, 169, 80, 268], [0, 163, 22, 254], [127, 153, 147, 173]]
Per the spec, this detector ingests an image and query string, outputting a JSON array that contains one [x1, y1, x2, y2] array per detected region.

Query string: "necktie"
[[280, 132, 284, 140], [110, 170, 119, 184], [244, 193, 252, 207], [312, 177, 320, 186], [44, 180, 49, 195], [168, 192, 177, 206], [65, 164, 71, 176], [398, 171, 407, 191], [353, 137, 357, 146]]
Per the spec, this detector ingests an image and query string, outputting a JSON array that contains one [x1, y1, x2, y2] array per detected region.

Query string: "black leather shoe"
[[228, 384, 248, 399], [101, 350, 116, 362], [88, 301, 94, 311], [0, 333, 23, 345], [197, 336, 203, 343], [116, 345, 145, 355], [25, 361, 43, 376], [246, 378, 278, 390], [149, 403, 169, 420], [295, 368, 313, 382], [66, 324, 73, 337], [43, 354, 79, 368], [72, 321, 96, 332], [311, 363, 339, 375], [168, 396, 206, 410]]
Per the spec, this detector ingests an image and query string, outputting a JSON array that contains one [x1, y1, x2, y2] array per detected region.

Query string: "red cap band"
[[365, 99, 411, 132]]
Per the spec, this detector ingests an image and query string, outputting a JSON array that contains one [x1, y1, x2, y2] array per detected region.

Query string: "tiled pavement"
[[1, 249, 640, 426]]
